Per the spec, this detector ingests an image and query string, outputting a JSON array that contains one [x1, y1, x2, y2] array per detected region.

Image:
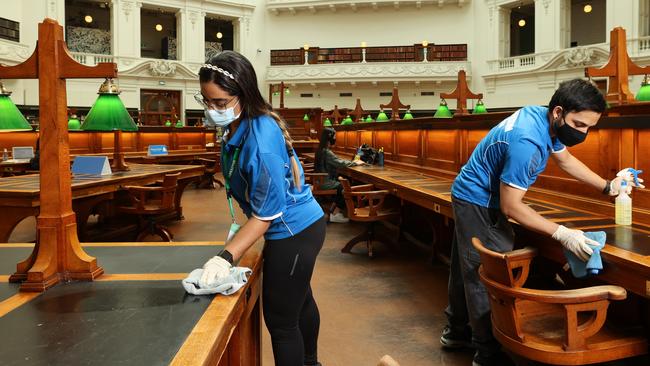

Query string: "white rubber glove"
[[199, 255, 232, 288], [552, 225, 596, 262], [609, 168, 645, 196]]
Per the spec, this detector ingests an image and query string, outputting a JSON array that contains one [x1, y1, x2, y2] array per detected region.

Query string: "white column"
[[237, 15, 251, 58], [535, 0, 558, 52], [639, 0, 650, 38], [176, 9, 186, 62], [46, 0, 66, 23], [112, 0, 141, 58], [183, 9, 205, 63], [497, 7, 511, 58], [606, 0, 636, 43]]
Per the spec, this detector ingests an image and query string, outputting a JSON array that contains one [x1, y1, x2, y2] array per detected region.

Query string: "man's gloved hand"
[[609, 168, 645, 196], [199, 256, 232, 287], [552, 225, 596, 262]]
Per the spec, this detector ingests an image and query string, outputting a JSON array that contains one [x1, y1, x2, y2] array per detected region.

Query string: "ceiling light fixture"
[[84, 15, 93, 23], [518, 19, 526, 27], [155, 24, 163, 32], [216, 31, 223, 39], [583, 4, 592, 13]]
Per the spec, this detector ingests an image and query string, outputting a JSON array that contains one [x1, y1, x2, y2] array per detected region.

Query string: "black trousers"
[[445, 197, 515, 354], [263, 215, 326, 366]]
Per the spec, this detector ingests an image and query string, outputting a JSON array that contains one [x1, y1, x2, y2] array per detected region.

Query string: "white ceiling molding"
[[267, 0, 471, 14]]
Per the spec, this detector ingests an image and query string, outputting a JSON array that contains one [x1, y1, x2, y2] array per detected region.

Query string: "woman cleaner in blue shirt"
[[196, 51, 326, 366]]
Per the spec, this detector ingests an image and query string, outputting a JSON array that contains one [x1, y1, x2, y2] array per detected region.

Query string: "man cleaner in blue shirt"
[[439, 79, 644, 366]]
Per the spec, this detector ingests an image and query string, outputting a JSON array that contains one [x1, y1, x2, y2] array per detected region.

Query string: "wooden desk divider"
[[380, 87, 410, 120], [328, 105, 346, 125], [440, 70, 482, 116], [351, 98, 366, 123], [0, 18, 110, 291], [585, 27, 650, 106], [269, 81, 287, 108]]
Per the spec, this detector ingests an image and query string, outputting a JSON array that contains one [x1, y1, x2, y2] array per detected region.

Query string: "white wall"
[[2, 0, 649, 114]]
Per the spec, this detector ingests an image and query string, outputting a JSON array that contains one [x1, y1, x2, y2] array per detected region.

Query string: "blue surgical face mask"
[[204, 100, 241, 128]]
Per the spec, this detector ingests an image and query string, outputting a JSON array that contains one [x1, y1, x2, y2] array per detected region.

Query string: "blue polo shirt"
[[452, 106, 565, 209], [221, 114, 323, 240]]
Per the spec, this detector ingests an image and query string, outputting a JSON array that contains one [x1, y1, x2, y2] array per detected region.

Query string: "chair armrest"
[[482, 269, 626, 304], [349, 190, 392, 216], [350, 184, 375, 192], [123, 185, 168, 192], [195, 158, 216, 164]]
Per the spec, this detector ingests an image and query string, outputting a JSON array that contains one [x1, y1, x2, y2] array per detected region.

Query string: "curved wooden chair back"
[[472, 237, 647, 365], [122, 172, 180, 214]]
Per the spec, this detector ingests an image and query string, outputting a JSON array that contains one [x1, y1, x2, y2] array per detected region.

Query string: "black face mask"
[[555, 117, 587, 147]]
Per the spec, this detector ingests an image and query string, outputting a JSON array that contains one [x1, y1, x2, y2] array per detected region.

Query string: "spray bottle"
[[615, 180, 632, 225], [353, 146, 362, 162]]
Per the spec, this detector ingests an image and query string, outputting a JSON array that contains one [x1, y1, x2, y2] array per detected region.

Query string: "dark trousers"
[[263, 216, 326, 366], [445, 197, 515, 354]]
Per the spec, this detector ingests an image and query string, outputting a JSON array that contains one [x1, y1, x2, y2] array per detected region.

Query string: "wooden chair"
[[472, 238, 647, 365], [118, 172, 181, 242], [339, 177, 400, 257], [192, 157, 224, 189], [305, 172, 338, 217]]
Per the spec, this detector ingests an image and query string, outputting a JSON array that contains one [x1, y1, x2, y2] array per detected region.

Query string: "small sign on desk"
[[148, 145, 169, 156], [72, 156, 111, 176]]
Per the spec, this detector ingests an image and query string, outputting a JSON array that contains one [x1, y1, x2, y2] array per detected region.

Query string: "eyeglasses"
[[194, 92, 237, 111]]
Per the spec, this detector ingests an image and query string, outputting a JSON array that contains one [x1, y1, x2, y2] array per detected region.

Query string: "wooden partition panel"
[[375, 130, 394, 160], [359, 130, 373, 146], [395, 130, 422, 166], [423, 129, 460, 173], [0, 131, 38, 154]]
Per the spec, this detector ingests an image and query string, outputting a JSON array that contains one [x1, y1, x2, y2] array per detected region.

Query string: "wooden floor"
[[5, 186, 649, 365]]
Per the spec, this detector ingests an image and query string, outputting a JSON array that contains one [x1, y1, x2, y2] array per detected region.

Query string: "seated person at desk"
[[314, 127, 364, 223], [440, 79, 644, 366]]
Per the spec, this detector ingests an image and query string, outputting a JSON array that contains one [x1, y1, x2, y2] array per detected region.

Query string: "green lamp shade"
[[365, 115, 374, 123], [303, 114, 310, 121], [0, 95, 31, 130], [376, 111, 389, 122], [636, 82, 650, 102], [341, 116, 353, 125], [68, 117, 81, 130], [81, 94, 138, 131], [323, 118, 332, 127], [403, 110, 414, 120], [273, 91, 280, 96], [175, 121, 183, 128], [284, 88, 290, 95], [164, 120, 172, 127], [473, 101, 488, 114], [434, 103, 453, 118]]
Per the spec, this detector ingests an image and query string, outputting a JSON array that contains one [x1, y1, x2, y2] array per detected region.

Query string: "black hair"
[[315, 128, 336, 173], [199, 51, 301, 188], [548, 79, 606, 115]]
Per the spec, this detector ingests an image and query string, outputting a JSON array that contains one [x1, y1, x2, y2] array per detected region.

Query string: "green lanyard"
[[223, 147, 240, 223]]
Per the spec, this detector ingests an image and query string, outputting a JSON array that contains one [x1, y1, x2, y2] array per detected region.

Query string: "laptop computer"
[[6, 146, 35, 163]]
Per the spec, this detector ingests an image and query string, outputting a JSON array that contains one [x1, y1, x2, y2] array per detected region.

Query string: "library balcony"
[[267, 43, 470, 85]]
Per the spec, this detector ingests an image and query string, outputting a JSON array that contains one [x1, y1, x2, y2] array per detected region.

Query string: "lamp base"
[[112, 152, 129, 171]]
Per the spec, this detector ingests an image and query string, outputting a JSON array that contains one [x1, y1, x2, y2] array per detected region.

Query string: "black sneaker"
[[440, 325, 472, 349], [472, 350, 515, 366]]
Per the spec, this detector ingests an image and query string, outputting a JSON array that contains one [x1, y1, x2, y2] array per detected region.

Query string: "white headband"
[[201, 64, 235, 80]]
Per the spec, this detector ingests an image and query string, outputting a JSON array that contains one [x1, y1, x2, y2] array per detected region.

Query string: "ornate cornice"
[[119, 59, 199, 79], [266, 61, 471, 84], [268, 0, 469, 14], [0, 40, 32, 65]]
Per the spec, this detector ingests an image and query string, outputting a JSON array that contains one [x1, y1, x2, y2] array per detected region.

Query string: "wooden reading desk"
[[340, 163, 650, 299], [0, 241, 262, 366], [0, 163, 204, 242]]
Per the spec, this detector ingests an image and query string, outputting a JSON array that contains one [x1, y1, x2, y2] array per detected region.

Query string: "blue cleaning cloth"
[[563, 231, 605, 278], [182, 267, 252, 296]]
